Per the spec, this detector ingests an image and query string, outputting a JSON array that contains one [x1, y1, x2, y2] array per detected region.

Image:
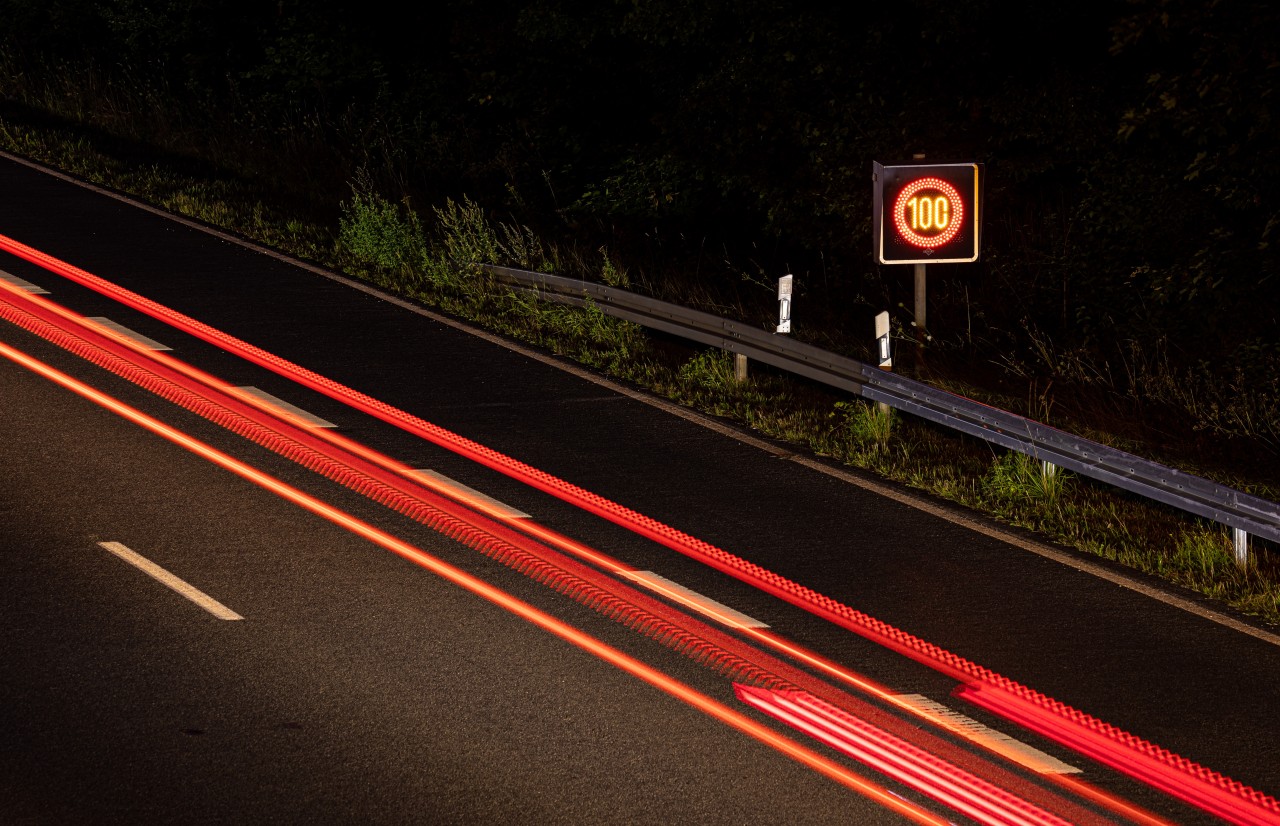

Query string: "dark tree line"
[[1, 0, 1276, 381]]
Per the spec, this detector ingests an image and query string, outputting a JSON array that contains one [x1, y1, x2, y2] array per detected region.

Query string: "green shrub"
[[833, 399, 894, 454], [983, 450, 1067, 504]]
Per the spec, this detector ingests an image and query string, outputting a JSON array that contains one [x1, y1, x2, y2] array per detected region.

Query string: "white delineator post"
[[875, 311, 892, 370], [875, 310, 892, 416], [735, 272, 795, 384], [777, 274, 793, 334]]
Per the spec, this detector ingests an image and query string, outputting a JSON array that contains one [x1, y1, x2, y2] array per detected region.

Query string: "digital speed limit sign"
[[873, 161, 983, 264]]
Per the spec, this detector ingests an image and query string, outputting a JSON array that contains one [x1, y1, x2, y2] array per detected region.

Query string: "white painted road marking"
[[96, 541, 243, 621], [410, 468, 532, 519], [621, 571, 768, 629], [235, 385, 336, 428], [0, 269, 49, 294], [86, 316, 172, 350], [892, 693, 1080, 774]]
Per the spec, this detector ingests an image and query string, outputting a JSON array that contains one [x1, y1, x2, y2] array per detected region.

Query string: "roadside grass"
[[2, 109, 1280, 627]]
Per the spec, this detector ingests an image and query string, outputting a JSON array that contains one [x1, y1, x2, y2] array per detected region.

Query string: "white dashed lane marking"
[[87, 316, 172, 351], [410, 468, 531, 519], [0, 269, 50, 294], [892, 693, 1080, 775], [235, 385, 337, 428], [621, 571, 769, 629], [97, 541, 243, 621]]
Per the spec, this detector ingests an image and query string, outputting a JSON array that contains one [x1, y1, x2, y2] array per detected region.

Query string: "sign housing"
[[873, 161, 983, 264]]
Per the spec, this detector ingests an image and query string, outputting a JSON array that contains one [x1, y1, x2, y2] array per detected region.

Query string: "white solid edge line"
[[6, 149, 1275, 648], [97, 541, 243, 621]]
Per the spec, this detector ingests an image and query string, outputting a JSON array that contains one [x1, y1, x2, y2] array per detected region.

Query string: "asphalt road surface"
[[3, 150, 1280, 825]]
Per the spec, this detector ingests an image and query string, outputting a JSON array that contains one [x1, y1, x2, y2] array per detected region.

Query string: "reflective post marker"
[[875, 311, 892, 370], [777, 274, 793, 334], [874, 311, 892, 415]]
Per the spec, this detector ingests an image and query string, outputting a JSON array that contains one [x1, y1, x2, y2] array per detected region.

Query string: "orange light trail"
[[0, 338, 950, 826]]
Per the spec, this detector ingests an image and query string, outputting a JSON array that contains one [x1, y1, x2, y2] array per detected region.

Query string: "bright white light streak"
[[97, 541, 243, 620]]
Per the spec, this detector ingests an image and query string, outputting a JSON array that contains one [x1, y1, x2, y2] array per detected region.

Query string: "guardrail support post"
[[1233, 527, 1250, 568], [734, 352, 748, 383]]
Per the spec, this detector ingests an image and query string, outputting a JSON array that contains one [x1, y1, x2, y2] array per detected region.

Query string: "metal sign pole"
[[912, 153, 927, 359], [914, 262, 927, 357]]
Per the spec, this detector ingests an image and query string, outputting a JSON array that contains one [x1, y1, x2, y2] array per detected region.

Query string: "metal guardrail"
[[482, 264, 1280, 555]]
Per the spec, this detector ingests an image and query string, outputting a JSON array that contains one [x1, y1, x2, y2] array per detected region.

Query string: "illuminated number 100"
[[906, 195, 950, 232]]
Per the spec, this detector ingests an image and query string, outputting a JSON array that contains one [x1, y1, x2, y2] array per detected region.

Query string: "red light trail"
[[3, 232, 1277, 823], [958, 684, 1280, 826], [0, 337, 954, 826], [1, 278, 1115, 823]]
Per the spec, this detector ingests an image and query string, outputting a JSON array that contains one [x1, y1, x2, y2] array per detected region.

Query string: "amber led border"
[[892, 177, 964, 249]]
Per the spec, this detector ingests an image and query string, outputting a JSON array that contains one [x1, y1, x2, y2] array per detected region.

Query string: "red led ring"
[[893, 177, 964, 248]]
